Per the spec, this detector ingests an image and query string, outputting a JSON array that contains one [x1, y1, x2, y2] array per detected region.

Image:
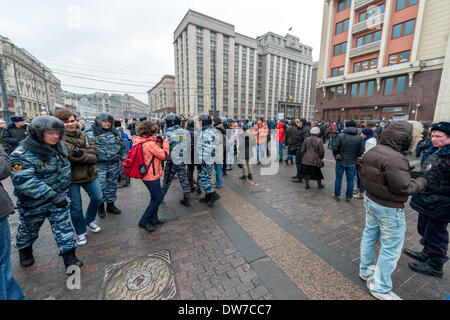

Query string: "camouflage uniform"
[[196, 125, 220, 194], [9, 140, 76, 255], [161, 125, 190, 198], [86, 125, 127, 203]]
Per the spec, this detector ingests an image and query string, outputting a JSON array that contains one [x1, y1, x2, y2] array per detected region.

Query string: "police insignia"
[[12, 161, 23, 172], [426, 164, 432, 171]]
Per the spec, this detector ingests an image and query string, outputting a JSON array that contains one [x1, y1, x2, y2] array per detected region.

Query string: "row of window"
[[356, 30, 381, 47], [328, 75, 407, 100]]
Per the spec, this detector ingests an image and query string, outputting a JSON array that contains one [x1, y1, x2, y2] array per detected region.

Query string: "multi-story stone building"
[[147, 75, 176, 118], [62, 91, 79, 114], [121, 94, 149, 120], [173, 10, 314, 120], [315, 0, 450, 123], [0, 35, 63, 120]]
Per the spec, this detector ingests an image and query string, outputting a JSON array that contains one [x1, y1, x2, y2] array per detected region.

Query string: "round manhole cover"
[[100, 250, 176, 300]]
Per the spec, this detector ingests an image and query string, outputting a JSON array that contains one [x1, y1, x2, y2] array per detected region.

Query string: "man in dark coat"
[[1, 116, 28, 154], [332, 120, 365, 202], [291, 119, 310, 183], [406, 121, 450, 277]]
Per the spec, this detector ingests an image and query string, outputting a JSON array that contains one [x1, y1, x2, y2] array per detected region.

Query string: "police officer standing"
[[196, 114, 220, 207], [161, 114, 191, 207], [86, 113, 127, 218], [9, 116, 83, 273], [1, 116, 28, 154], [406, 121, 450, 277]]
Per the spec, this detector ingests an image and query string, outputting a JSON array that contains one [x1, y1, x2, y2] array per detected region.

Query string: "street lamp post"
[[0, 52, 12, 124]]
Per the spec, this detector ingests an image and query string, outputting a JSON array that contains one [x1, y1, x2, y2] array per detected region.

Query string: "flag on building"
[[288, 27, 293, 32]]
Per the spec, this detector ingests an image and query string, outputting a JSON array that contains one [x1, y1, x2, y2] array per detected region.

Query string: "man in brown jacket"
[[359, 121, 426, 300], [54, 109, 103, 247]]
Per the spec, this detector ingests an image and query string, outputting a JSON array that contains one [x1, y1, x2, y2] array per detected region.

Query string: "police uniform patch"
[[426, 164, 432, 171], [12, 161, 23, 172]]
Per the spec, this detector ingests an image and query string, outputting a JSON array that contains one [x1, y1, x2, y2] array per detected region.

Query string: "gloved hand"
[[72, 147, 84, 158], [51, 194, 68, 208]]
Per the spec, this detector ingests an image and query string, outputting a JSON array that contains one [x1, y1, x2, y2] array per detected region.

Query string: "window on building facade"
[[224, 35, 229, 42], [333, 42, 347, 56], [224, 44, 229, 51], [388, 50, 411, 65], [336, 19, 350, 34], [359, 4, 385, 22], [354, 58, 378, 72], [197, 37, 203, 44], [351, 80, 375, 98], [331, 66, 345, 77], [197, 47, 203, 54], [384, 75, 407, 95], [396, 0, 418, 11], [337, 0, 351, 12], [392, 19, 415, 39], [356, 31, 381, 47], [197, 57, 203, 64], [210, 31, 216, 38], [329, 85, 344, 100], [196, 27, 203, 34], [211, 41, 216, 48]]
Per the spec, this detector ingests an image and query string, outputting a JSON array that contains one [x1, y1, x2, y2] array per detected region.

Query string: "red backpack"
[[123, 142, 153, 179]]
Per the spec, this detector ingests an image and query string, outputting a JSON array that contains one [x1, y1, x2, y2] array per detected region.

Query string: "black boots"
[[247, 174, 253, 180], [199, 192, 212, 203], [318, 180, 324, 189], [98, 202, 106, 218], [180, 194, 191, 207], [19, 246, 34, 267], [62, 249, 83, 273], [404, 249, 429, 262], [305, 180, 310, 189], [106, 202, 121, 215], [408, 259, 444, 278], [207, 192, 221, 207]]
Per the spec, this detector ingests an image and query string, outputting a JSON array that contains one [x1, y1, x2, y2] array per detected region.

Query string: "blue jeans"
[[0, 217, 25, 300], [328, 136, 335, 149], [257, 143, 267, 162], [360, 196, 406, 294], [334, 162, 356, 200], [356, 167, 365, 193], [139, 179, 163, 226], [68, 179, 103, 235], [214, 164, 223, 188], [277, 142, 284, 161]]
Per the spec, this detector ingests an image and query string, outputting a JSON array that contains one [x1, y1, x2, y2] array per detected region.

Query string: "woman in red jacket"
[[134, 120, 169, 232], [276, 121, 285, 162]]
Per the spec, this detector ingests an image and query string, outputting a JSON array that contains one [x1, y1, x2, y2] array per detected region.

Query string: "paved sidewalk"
[[4, 147, 449, 300]]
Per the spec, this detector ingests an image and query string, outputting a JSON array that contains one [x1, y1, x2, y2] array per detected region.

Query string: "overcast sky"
[[0, 0, 324, 104]]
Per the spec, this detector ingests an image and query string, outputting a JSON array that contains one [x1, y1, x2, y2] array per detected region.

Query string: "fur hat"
[[431, 122, 450, 136], [310, 127, 320, 135]]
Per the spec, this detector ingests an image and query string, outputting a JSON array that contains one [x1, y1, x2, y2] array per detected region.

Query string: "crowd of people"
[[0, 109, 448, 301]]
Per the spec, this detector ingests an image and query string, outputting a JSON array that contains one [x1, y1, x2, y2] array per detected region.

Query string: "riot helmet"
[[164, 113, 181, 128], [197, 113, 212, 127], [95, 112, 114, 128], [28, 116, 65, 143]]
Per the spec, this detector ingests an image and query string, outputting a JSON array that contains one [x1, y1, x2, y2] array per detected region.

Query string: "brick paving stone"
[[249, 285, 270, 300], [220, 288, 239, 300], [236, 281, 256, 295], [222, 277, 242, 290]]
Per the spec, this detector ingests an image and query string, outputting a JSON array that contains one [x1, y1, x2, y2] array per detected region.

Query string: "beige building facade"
[[147, 75, 176, 117], [173, 10, 314, 120], [0, 35, 63, 120], [315, 0, 450, 122]]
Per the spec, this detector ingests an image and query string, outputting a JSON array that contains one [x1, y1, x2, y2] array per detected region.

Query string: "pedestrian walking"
[[276, 121, 285, 162], [332, 120, 365, 202], [359, 121, 427, 300], [291, 119, 310, 183], [86, 113, 127, 218], [239, 124, 255, 180], [134, 120, 169, 233], [115, 120, 131, 188], [161, 114, 191, 207], [54, 109, 103, 247], [10, 116, 83, 273], [212, 117, 226, 189], [406, 121, 450, 278], [301, 127, 325, 189], [196, 114, 221, 207], [253, 118, 269, 165]]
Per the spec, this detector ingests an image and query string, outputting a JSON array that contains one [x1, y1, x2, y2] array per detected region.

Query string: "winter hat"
[[11, 116, 25, 122], [431, 122, 450, 136], [362, 128, 374, 137], [310, 127, 320, 135]]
